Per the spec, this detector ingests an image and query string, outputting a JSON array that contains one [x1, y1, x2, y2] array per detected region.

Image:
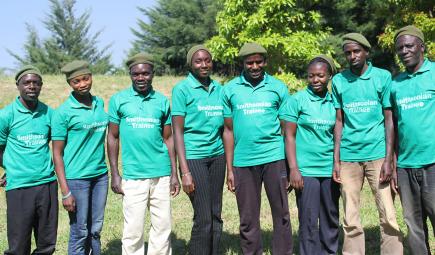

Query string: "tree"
[[130, 0, 221, 75], [206, 0, 334, 92], [9, 0, 112, 74]]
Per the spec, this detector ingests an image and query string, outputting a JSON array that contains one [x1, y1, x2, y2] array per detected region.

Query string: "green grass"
[[0, 75, 434, 254]]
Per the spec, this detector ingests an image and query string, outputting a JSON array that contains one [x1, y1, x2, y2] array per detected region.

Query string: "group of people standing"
[[0, 24, 433, 255]]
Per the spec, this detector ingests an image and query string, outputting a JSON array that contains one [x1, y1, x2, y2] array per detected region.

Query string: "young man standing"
[[0, 66, 58, 254], [331, 33, 403, 255], [222, 42, 292, 255], [391, 25, 435, 255], [107, 53, 180, 255]]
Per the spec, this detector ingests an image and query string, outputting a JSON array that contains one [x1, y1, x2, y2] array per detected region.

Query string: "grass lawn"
[[0, 75, 434, 254]]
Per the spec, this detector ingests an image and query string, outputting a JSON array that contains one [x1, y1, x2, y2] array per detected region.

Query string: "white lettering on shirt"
[[126, 117, 159, 129], [17, 134, 47, 146], [344, 100, 378, 113], [397, 93, 432, 111], [197, 105, 223, 117], [236, 102, 272, 115]]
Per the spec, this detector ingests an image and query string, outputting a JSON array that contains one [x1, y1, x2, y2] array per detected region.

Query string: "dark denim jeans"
[[398, 163, 435, 255], [67, 173, 108, 255]]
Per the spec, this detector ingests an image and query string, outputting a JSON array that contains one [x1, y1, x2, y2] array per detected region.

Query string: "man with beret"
[[391, 25, 435, 255], [0, 66, 58, 254], [331, 33, 403, 254], [107, 52, 180, 255], [222, 42, 292, 254], [52, 60, 109, 254]]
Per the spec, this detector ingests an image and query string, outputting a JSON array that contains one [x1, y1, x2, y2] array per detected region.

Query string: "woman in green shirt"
[[52, 61, 109, 254], [283, 55, 340, 255], [172, 45, 225, 255]]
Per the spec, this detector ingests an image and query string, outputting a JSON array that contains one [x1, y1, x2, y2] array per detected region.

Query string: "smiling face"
[[129, 63, 154, 94], [190, 50, 212, 81], [395, 35, 425, 73], [307, 62, 330, 94], [16, 74, 43, 102], [242, 53, 267, 83], [68, 73, 92, 96], [343, 43, 368, 70]]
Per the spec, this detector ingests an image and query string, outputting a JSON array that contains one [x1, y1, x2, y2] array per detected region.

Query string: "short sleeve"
[[171, 85, 187, 116], [278, 84, 290, 118], [51, 109, 68, 140], [380, 73, 392, 109], [0, 110, 10, 145], [108, 95, 120, 124], [222, 87, 232, 118], [280, 95, 299, 123], [331, 79, 342, 109], [163, 97, 171, 126]]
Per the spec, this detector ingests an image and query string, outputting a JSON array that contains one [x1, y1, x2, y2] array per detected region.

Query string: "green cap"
[[186, 45, 212, 66], [15, 65, 42, 82], [313, 54, 337, 75], [342, 33, 371, 49], [394, 25, 424, 43], [61, 60, 91, 80], [126, 52, 154, 69], [238, 42, 267, 58]]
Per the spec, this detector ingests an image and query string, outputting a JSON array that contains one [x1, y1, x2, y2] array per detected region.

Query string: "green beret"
[[15, 65, 42, 82], [342, 33, 371, 49], [126, 52, 154, 69], [61, 60, 91, 80], [394, 25, 424, 43], [238, 42, 267, 58], [186, 45, 212, 66], [313, 54, 337, 75]]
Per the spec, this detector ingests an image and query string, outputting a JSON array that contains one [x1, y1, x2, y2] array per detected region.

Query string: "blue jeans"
[[398, 163, 435, 255], [67, 173, 108, 255]]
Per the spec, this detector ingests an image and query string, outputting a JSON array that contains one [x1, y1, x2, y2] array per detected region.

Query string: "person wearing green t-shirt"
[[222, 42, 292, 254], [332, 33, 403, 255], [0, 66, 58, 254], [172, 45, 225, 255], [51, 60, 108, 254], [283, 55, 340, 255], [107, 53, 180, 255], [391, 25, 435, 255]]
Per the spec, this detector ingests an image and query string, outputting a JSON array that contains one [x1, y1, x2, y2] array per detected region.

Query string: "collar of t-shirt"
[[15, 97, 44, 116], [68, 93, 97, 109], [404, 58, 431, 78], [238, 71, 269, 89], [306, 87, 332, 103], [129, 85, 155, 100], [343, 62, 374, 82], [187, 72, 217, 93]]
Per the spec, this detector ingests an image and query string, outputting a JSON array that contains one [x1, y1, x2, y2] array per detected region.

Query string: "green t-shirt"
[[108, 87, 171, 179], [0, 97, 56, 191], [332, 62, 391, 162], [222, 73, 289, 167], [171, 73, 224, 159], [51, 94, 108, 179], [282, 88, 335, 177], [391, 59, 435, 168]]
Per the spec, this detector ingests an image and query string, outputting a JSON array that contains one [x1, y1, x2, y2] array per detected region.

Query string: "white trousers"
[[122, 176, 172, 255]]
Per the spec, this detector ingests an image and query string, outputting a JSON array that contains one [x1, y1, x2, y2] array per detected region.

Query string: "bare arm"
[[163, 124, 180, 197], [172, 116, 194, 195], [107, 122, 123, 195], [223, 117, 235, 193], [380, 109, 394, 184], [333, 109, 343, 183], [52, 140, 76, 212], [284, 121, 303, 190], [0, 146, 5, 187]]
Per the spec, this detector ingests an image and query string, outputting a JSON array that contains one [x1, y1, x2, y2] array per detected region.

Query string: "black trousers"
[[4, 181, 58, 255], [233, 159, 293, 255], [296, 177, 340, 255], [187, 154, 226, 255]]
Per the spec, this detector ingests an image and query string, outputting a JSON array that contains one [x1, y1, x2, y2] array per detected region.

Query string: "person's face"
[[307, 62, 330, 94], [343, 43, 368, 69], [243, 53, 267, 81], [190, 50, 212, 80], [130, 63, 153, 94], [68, 74, 92, 96], [395, 35, 425, 70], [16, 74, 43, 102]]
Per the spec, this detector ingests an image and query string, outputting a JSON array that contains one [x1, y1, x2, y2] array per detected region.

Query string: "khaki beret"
[[312, 54, 337, 75], [394, 25, 424, 43], [238, 42, 267, 58], [15, 65, 42, 82], [61, 60, 91, 80], [342, 33, 371, 49], [186, 45, 212, 66], [126, 52, 154, 69]]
